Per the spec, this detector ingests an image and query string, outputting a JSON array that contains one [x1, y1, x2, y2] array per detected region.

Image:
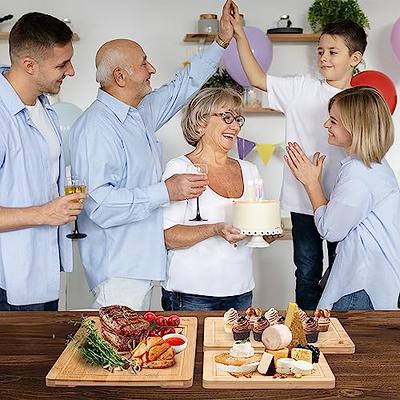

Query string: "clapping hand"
[[284, 142, 325, 188]]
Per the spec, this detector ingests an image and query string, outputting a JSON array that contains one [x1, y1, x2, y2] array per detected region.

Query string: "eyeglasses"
[[214, 111, 245, 128]]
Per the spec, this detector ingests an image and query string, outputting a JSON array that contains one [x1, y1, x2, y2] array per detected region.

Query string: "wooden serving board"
[[203, 317, 355, 354], [46, 316, 197, 388], [203, 350, 335, 389]]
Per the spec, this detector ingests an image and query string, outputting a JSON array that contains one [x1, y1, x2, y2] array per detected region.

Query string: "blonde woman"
[[161, 88, 276, 311], [285, 86, 400, 311]]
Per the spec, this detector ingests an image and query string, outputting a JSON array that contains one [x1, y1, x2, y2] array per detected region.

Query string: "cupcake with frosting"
[[314, 309, 331, 332], [245, 307, 263, 328], [223, 308, 238, 333], [264, 308, 283, 325], [232, 316, 251, 341], [304, 317, 319, 343], [298, 308, 309, 325], [252, 315, 270, 342]]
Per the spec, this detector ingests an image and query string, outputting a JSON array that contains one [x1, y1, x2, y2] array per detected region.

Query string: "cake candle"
[[255, 179, 264, 201], [247, 180, 254, 201]]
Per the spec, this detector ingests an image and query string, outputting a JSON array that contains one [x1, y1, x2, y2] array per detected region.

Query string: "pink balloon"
[[223, 26, 273, 87], [391, 17, 400, 64]]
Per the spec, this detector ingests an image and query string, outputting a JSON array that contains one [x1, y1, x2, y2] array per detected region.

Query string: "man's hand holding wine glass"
[[165, 173, 208, 201], [34, 192, 87, 226]]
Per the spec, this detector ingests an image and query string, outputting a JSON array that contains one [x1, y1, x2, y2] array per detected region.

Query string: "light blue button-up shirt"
[[316, 155, 400, 310], [70, 42, 224, 290], [0, 67, 72, 306]]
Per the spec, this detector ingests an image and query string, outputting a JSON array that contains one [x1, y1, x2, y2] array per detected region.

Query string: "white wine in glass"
[[186, 163, 208, 221], [64, 177, 87, 239]]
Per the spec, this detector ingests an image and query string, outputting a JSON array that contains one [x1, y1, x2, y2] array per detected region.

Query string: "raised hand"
[[218, 0, 234, 43], [284, 142, 325, 188], [230, 1, 245, 38]]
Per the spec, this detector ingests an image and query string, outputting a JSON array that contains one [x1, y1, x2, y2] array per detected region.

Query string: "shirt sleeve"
[[138, 41, 224, 133], [162, 158, 189, 230], [70, 118, 169, 229], [267, 75, 307, 113], [314, 177, 372, 242]]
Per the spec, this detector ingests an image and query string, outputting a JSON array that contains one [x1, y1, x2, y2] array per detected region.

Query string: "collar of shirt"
[[96, 88, 133, 124], [340, 154, 359, 166], [0, 65, 53, 116]]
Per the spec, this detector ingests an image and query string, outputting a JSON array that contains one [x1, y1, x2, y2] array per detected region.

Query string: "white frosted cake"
[[233, 200, 282, 236]]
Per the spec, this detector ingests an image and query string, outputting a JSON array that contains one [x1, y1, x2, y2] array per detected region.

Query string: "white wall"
[[1, 1, 399, 310]]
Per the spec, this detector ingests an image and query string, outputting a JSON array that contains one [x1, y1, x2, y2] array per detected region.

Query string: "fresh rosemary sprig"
[[76, 317, 140, 373]]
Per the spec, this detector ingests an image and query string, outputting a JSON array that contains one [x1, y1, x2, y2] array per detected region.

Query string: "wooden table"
[[0, 311, 399, 399]]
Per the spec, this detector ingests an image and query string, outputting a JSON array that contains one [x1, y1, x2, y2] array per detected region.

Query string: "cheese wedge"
[[291, 348, 313, 364], [266, 347, 289, 368], [284, 302, 307, 348], [257, 352, 273, 375]]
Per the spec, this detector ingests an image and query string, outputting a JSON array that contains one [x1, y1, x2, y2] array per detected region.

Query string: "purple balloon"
[[391, 17, 400, 64], [223, 26, 273, 87]]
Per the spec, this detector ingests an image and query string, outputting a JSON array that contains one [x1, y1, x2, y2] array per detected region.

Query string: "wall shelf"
[[184, 32, 319, 43], [244, 107, 282, 115], [0, 32, 80, 41]]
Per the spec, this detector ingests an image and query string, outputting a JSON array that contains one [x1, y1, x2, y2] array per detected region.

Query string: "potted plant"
[[202, 67, 244, 95], [308, 0, 369, 33]]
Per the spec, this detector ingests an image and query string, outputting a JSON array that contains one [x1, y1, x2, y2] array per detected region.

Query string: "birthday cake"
[[232, 200, 282, 236]]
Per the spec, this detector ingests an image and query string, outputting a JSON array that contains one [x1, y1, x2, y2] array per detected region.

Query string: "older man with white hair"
[[70, 0, 234, 310]]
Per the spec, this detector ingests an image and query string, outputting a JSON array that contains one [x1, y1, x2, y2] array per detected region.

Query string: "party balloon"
[[351, 70, 397, 114], [52, 102, 83, 165], [390, 17, 400, 64], [223, 26, 273, 87]]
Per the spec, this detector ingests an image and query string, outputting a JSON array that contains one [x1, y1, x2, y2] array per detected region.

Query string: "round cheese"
[[261, 324, 292, 350]]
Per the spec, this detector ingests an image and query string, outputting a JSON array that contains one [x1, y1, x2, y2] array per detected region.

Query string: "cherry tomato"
[[161, 327, 175, 336], [167, 315, 180, 327], [143, 311, 157, 323], [156, 329, 164, 337], [155, 316, 167, 326], [149, 328, 159, 337]]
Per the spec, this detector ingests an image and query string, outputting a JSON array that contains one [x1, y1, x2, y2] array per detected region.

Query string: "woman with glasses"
[[161, 88, 275, 311]]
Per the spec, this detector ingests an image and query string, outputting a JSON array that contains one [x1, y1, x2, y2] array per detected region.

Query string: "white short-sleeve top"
[[162, 155, 260, 297]]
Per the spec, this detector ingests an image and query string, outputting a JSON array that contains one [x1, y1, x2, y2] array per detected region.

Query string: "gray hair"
[[181, 87, 243, 147], [95, 47, 130, 86]]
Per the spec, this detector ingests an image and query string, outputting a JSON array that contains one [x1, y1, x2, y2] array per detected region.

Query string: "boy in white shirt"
[[230, 3, 367, 309]]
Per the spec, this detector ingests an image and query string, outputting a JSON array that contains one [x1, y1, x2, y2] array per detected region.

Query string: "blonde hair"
[[328, 87, 394, 167], [181, 87, 243, 147]]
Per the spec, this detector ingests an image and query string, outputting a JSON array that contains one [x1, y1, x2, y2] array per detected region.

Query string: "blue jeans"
[[332, 290, 374, 311], [161, 288, 252, 311], [291, 212, 337, 310], [0, 288, 58, 311]]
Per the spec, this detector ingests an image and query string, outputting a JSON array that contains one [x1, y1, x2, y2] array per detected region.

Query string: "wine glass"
[[186, 163, 208, 222], [64, 177, 87, 239]]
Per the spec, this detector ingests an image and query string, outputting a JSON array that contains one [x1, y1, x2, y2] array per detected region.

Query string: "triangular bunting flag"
[[256, 144, 276, 165], [237, 137, 256, 160]]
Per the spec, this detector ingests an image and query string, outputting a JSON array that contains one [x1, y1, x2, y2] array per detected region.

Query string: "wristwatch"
[[215, 35, 229, 49]]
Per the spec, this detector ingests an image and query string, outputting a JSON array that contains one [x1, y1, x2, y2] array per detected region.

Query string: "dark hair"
[[9, 12, 73, 61], [321, 19, 367, 54]]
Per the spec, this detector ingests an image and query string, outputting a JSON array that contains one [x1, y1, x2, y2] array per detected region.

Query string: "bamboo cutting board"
[[46, 316, 197, 388], [203, 317, 355, 354], [203, 350, 335, 389]]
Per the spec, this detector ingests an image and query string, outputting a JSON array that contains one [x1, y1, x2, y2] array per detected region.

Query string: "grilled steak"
[[99, 305, 149, 351]]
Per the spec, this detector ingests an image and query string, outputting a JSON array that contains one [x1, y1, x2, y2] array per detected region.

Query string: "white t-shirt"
[[26, 100, 61, 196], [267, 75, 345, 215], [162, 155, 260, 297]]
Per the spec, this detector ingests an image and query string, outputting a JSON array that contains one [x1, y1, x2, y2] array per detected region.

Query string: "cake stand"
[[240, 226, 283, 248]]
